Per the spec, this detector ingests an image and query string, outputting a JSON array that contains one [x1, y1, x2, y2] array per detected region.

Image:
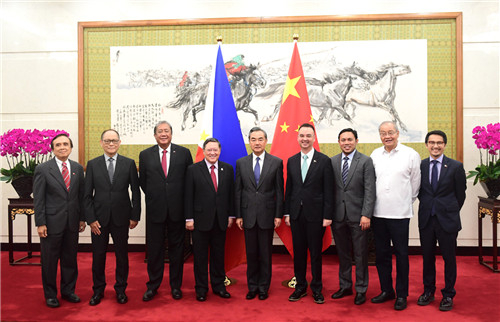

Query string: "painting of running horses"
[[110, 39, 427, 144]]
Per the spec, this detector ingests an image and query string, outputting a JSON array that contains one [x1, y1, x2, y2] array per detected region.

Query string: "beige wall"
[[1, 1, 499, 247]]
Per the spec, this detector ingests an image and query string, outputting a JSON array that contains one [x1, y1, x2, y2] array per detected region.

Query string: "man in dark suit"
[[235, 127, 284, 301], [84, 129, 141, 305], [284, 123, 334, 305], [139, 121, 193, 301], [417, 130, 466, 312], [34, 133, 86, 308], [330, 128, 376, 305], [185, 138, 234, 302]]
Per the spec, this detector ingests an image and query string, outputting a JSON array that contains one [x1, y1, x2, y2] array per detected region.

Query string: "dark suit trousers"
[[290, 208, 325, 293], [146, 218, 185, 291], [192, 219, 226, 294], [332, 220, 369, 293], [372, 217, 410, 298], [244, 226, 274, 293], [419, 216, 458, 298], [91, 222, 129, 294], [40, 228, 79, 299]]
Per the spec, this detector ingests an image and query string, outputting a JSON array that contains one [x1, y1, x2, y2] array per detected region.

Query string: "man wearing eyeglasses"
[[370, 121, 421, 311], [416, 130, 466, 312], [84, 129, 141, 305]]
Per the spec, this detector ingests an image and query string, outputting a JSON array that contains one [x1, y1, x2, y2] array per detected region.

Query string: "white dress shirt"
[[253, 151, 265, 175], [158, 144, 170, 174], [300, 149, 315, 172], [55, 157, 71, 175], [370, 143, 421, 219]]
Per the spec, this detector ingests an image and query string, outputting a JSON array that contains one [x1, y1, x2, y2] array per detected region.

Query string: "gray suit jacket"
[[235, 153, 284, 230], [34, 158, 85, 234], [331, 150, 376, 222]]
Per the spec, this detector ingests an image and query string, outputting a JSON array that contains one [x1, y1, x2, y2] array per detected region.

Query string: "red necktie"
[[62, 162, 70, 190], [210, 165, 217, 192], [162, 149, 168, 178]]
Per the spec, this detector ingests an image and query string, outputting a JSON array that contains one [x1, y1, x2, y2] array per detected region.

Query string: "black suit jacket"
[[284, 150, 334, 222], [418, 155, 466, 233], [331, 151, 376, 222], [235, 153, 284, 230], [34, 158, 85, 234], [185, 160, 234, 232], [84, 154, 141, 227], [139, 143, 193, 223]]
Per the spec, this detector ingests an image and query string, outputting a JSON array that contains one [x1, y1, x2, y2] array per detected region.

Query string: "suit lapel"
[[49, 158, 68, 193], [258, 154, 272, 189], [151, 145, 165, 178], [98, 155, 112, 185], [437, 155, 450, 192], [344, 152, 359, 187], [421, 158, 431, 190], [332, 154, 343, 186], [303, 150, 318, 183], [167, 144, 177, 178], [245, 155, 257, 188]]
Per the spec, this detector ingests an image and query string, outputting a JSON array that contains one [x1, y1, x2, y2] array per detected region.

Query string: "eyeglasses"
[[427, 141, 445, 146], [103, 139, 120, 145], [379, 131, 397, 137]]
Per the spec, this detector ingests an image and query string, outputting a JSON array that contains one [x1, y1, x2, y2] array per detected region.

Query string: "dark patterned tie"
[[342, 156, 349, 185], [62, 162, 70, 190], [254, 157, 261, 185], [431, 159, 439, 191], [108, 158, 114, 183], [210, 165, 217, 192]]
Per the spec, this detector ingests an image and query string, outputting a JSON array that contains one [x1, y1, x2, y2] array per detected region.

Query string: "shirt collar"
[[158, 143, 171, 152], [429, 154, 444, 163], [55, 157, 68, 166], [204, 158, 219, 169], [301, 149, 315, 160], [342, 150, 356, 160], [253, 151, 265, 162], [104, 153, 118, 161]]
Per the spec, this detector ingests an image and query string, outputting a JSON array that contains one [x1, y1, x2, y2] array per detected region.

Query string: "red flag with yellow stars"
[[270, 41, 332, 257]]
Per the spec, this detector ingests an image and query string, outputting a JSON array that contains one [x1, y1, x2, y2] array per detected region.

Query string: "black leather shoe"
[[116, 293, 128, 304], [214, 290, 231, 299], [312, 292, 325, 304], [354, 292, 366, 305], [258, 292, 268, 300], [246, 291, 258, 300], [61, 293, 81, 303], [196, 293, 207, 302], [171, 289, 182, 300], [142, 289, 157, 302], [417, 292, 435, 306], [288, 289, 307, 302], [46, 298, 60, 308], [89, 293, 104, 306], [394, 297, 407, 310], [439, 297, 453, 311], [371, 291, 396, 303], [331, 288, 353, 299]]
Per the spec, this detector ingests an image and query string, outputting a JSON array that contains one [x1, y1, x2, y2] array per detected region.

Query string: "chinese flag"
[[270, 41, 332, 257]]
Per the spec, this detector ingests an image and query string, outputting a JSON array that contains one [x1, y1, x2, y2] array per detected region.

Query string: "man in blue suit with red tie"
[[417, 130, 466, 312]]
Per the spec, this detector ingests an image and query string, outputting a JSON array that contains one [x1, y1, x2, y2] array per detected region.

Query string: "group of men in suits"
[[33, 120, 466, 312]]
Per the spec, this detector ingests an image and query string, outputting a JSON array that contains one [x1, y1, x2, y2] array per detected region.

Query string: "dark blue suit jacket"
[[418, 155, 466, 233]]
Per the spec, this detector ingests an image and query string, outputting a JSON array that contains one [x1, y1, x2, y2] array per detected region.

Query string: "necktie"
[[62, 162, 70, 191], [254, 157, 261, 185], [210, 165, 218, 192], [161, 149, 168, 178], [301, 155, 309, 182], [108, 157, 114, 183], [431, 159, 439, 191], [342, 156, 349, 185]]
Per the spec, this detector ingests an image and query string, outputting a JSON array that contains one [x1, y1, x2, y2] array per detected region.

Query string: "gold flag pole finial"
[[217, 36, 223, 43], [293, 34, 299, 41]]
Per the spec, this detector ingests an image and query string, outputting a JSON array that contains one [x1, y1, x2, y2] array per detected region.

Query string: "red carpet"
[[1, 251, 498, 321]]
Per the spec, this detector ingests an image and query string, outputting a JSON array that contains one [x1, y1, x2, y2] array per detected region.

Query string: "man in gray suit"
[[330, 128, 376, 305], [235, 127, 284, 301], [34, 133, 86, 308]]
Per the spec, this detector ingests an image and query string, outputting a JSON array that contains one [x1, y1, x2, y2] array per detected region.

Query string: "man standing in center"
[[370, 121, 421, 311], [235, 127, 284, 301], [330, 128, 376, 305], [139, 121, 193, 302], [284, 123, 334, 304], [185, 138, 234, 302]]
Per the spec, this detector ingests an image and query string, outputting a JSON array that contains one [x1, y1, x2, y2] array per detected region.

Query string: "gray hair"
[[378, 121, 399, 132], [248, 127, 267, 140], [100, 129, 120, 140], [154, 121, 173, 135]]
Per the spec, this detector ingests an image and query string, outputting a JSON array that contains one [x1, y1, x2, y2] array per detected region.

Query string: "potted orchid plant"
[[0, 129, 69, 198], [467, 123, 500, 199]]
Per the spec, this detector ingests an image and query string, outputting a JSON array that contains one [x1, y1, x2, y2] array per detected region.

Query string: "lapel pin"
[[444, 164, 448, 168], [313, 160, 317, 163], [221, 167, 224, 171]]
